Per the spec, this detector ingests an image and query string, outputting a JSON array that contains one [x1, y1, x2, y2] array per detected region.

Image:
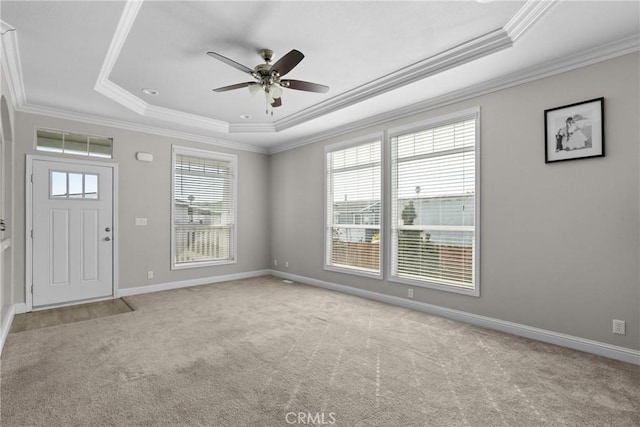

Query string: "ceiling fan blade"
[[207, 51, 254, 74], [212, 82, 255, 92], [271, 49, 304, 77], [271, 97, 282, 108], [282, 79, 329, 93]]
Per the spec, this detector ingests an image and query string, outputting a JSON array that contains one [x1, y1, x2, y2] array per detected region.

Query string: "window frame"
[[171, 146, 238, 270], [35, 127, 113, 159], [324, 133, 384, 279], [387, 107, 481, 296]]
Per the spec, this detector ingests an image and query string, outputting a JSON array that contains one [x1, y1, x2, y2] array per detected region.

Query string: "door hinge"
[[30, 174, 33, 183], [31, 285, 33, 294], [30, 229, 33, 239]]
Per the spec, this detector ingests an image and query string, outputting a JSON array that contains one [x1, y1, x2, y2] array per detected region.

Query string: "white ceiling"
[[1, 1, 639, 153]]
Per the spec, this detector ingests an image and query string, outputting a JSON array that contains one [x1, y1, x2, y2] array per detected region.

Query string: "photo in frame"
[[544, 97, 604, 163]]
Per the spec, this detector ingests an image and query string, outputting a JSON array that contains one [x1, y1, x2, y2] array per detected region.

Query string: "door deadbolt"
[[105, 227, 111, 232]]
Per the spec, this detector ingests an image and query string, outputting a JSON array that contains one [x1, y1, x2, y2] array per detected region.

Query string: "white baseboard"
[[270, 270, 640, 365], [118, 269, 272, 297], [14, 303, 27, 314], [0, 304, 17, 357]]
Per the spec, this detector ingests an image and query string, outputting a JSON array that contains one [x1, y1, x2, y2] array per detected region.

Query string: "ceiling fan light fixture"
[[249, 83, 263, 96], [271, 84, 283, 99], [141, 88, 159, 96]]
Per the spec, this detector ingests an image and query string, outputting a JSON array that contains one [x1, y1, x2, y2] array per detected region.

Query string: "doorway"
[[27, 156, 117, 309]]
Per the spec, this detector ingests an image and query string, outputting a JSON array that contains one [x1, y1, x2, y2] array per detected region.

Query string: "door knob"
[[104, 236, 111, 241]]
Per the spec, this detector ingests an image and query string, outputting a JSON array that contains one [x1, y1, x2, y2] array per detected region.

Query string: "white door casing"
[[30, 158, 115, 307]]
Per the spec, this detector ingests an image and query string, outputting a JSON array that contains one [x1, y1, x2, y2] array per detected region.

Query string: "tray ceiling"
[[1, 1, 638, 153]]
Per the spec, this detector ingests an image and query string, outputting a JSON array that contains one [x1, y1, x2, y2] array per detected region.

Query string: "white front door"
[[32, 159, 113, 307]]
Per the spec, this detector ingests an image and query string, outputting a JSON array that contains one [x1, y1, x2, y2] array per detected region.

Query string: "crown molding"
[[268, 35, 640, 154], [271, 0, 558, 133], [272, 28, 513, 133], [145, 104, 229, 132], [16, 102, 268, 154], [95, 0, 230, 133], [0, 19, 27, 108], [504, 0, 557, 43], [95, 0, 555, 136], [95, 78, 148, 115], [94, 0, 146, 114], [228, 122, 276, 133]]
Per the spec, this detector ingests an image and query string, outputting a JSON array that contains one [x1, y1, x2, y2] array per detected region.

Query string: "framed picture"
[[544, 97, 604, 163]]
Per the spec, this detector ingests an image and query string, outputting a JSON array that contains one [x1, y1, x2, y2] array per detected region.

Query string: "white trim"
[[268, 36, 640, 154], [324, 265, 383, 281], [388, 108, 480, 296], [270, 270, 640, 365], [25, 155, 119, 311], [94, 0, 228, 133], [504, 0, 557, 43], [145, 105, 228, 133], [324, 132, 383, 153], [1, 2, 635, 155], [94, 0, 147, 115], [324, 134, 384, 278], [170, 146, 238, 270], [29, 296, 114, 312], [274, 29, 512, 133], [0, 304, 24, 356], [0, 19, 27, 109], [387, 107, 480, 138], [118, 269, 270, 297], [18, 103, 267, 154], [13, 303, 27, 314], [0, 303, 17, 357], [89, 0, 549, 136]]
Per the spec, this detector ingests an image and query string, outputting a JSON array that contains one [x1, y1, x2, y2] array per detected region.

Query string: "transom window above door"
[[36, 129, 113, 158]]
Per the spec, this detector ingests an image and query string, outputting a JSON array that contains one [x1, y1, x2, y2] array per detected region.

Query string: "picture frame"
[[544, 97, 604, 163]]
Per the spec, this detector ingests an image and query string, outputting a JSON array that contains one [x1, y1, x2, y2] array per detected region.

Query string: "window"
[[50, 171, 98, 199], [171, 147, 237, 269], [390, 110, 479, 294], [36, 129, 113, 158], [325, 137, 381, 276]]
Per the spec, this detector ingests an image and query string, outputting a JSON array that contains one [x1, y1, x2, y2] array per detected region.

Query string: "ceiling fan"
[[207, 48, 329, 113]]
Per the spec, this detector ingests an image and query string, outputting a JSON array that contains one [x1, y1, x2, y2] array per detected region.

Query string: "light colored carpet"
[[1, 275, 638, 426]]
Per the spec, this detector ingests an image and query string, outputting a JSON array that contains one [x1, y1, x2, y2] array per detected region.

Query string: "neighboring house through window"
[[324, 108, 480, 295], [390, 108, 479, 295], [172, 146, 237, 269], [325, 136, 382, 276]]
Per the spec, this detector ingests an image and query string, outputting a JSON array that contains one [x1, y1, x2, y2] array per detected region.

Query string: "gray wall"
[[3, 53, 638, 352], [11, 113, 271, 303], [270, 53, 640, 350]]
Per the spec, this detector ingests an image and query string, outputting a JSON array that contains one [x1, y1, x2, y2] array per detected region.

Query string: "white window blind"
[[391, 115, 477, 290], [326, 139, 381, 275], [172, 148, 236, 268]]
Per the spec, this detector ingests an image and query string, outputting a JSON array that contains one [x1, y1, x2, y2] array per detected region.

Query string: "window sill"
[[388, 275, 479, 297], [171, 259, 237, 270], [324, 264, 383, 280]]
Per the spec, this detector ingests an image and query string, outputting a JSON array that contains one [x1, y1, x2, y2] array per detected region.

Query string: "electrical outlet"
[[274, 259, 278, 267], [613, 319, 626, 335], [285, 261, 289, 268], [408, 288, 414, 299], [147, 271, 153, 279]]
